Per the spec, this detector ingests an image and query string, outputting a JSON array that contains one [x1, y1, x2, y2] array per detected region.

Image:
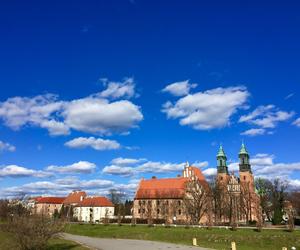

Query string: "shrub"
[[3, 214, 65, 250]]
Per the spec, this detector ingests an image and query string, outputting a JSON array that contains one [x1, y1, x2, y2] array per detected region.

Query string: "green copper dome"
[[217, 145, 226, 158], [239, 143, 248, 155]]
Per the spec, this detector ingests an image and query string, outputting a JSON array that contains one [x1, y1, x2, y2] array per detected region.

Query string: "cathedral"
[[133, 143, 261, 225], [215, 143, 260, 224]]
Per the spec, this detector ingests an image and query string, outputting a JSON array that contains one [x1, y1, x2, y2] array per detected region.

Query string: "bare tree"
[[183, 179, 211, 225], [255, 178, 273, 221], [4, 214, 65, 250]]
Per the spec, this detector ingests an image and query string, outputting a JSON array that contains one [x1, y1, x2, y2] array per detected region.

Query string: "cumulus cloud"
[[239, 105, 294, 135], [293, 117, 300, 128], [0, 177, 115, 198], [0, 79, 143, 136], [102, 157, 208, 177], [99, 77, 136, 99], [202, 167, 217, 177], [0, 165, 51, 178], [0, 94, 67, 136], [162, 80, 197, 96], [46, 161, 96, 174], [65, 137, 120, 151], [0, 140, 16, 152], [63, 97, 142, 135], [240, 128, 266, 136], [162, 86, 249, 130], [102, 165, 135, 177], [110, 157, 146, 165]]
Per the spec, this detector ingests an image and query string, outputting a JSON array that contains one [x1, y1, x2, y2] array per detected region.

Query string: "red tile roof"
[[36, 197, 65, 204], [135, 166, 207, 199], [76, 197, 114, 207], [63, 191, 87, 205], [135, 177, 187, 199]]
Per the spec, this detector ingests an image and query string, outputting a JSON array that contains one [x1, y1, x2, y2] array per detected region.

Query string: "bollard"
[[192, 238, 198, 246], [231, 241, 236, 250], [282, 248, 287, 250]]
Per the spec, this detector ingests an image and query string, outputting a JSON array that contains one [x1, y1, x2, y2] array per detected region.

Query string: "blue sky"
[[0, 0, 299, 198]]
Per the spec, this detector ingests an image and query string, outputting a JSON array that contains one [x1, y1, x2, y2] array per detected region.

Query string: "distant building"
[[133, 164, 208, 224], [63, 190, 87, 206], [35, 197, 65, 216], [73, 196, 114, 223]]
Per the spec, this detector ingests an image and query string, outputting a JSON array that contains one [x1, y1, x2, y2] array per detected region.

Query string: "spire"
[[217, 144, 227, 158], [239, 142, 251, 173], [185, 161, 190, 168], [216, 144, 228, 174], [239, 142, 248, 155]]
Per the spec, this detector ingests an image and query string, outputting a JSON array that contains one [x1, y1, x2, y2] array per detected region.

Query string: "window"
[[138, 209, 141, 214], [157, 200, 160, 206], [142, 208, 145, 213], [178, 209, 181, 215], [166, 200, 169, 205], [220, 176, 223, 180], [148, 200, 151, 205], [243, 176, 246, 180], [178, 200, 181, 206], [157, 209, 160, 214], [139, 200, 142, 205]]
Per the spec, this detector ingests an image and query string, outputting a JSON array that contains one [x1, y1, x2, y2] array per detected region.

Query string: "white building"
[[73, 196, 114, 223]]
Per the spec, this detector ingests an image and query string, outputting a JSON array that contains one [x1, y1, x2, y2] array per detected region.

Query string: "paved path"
[[63, 233, 212, 250]]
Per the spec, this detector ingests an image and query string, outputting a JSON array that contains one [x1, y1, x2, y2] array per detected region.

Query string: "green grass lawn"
[[0, 230, 89, 250], [65, 223, 300, 250]]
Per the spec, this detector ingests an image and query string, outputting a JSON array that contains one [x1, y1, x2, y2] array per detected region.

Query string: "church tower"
[[216, 145, 229, 183], [239, 143, 251, 173], [238, 143, 254, 191]]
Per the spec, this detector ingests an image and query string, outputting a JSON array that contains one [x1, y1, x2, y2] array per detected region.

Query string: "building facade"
[[34, 197, 65, 216], [73, 196, 114, 223], [133, 165, 208, 224], [215, 144, 260, 224], [133, 143, 261, 225]]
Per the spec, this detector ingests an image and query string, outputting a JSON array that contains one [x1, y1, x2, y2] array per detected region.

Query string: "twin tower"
[[216, 143, 254, 185]]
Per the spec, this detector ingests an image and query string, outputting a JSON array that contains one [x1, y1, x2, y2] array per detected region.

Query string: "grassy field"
[[0, 230, 89, 250], [65, 223, 300, 250]]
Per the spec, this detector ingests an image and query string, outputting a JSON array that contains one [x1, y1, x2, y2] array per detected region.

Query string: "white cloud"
[[0, 79, 143, 136], [102, 165, 134, 176], [241, 128, 266, 136], [0, 140, 16, 152], [192, 161, 209, 168], [103, 158, 188, 176], [0, 94, 67, 136], [162, 86, 249, 130], [46, 161, 96, 174], [0, 165, 51, 178], [110, 157, 146, 165], [162, 80, 197, 96], [137, 161, 185, 173], [202, 168, 217, 177], [239, 105, 294, 135], [293, 117, 300, 128], [63, 97, 143, 135], [99, 77, 136, 99], [65, 137, 120, 151], [0, 177, 115, 198]]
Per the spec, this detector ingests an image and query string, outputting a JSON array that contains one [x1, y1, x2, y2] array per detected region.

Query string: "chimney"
[[152, 176, 156, 179]]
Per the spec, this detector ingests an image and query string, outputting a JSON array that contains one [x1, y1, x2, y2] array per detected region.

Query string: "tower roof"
[[239, 143, 249, 155], [217, 145, 226, 158]]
